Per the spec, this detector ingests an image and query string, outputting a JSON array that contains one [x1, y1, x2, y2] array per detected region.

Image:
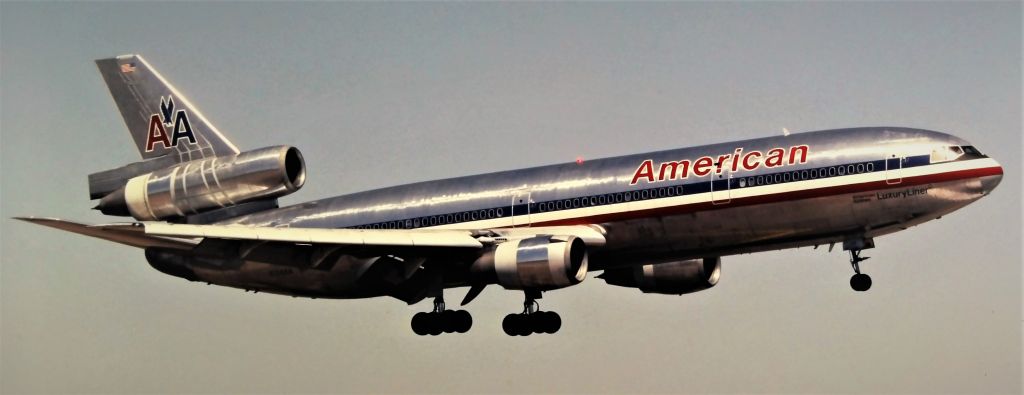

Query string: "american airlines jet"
[[19, 55, 1004, 336]]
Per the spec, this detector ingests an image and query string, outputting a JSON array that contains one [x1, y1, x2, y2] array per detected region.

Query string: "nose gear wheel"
[[849, 249, 872, 292]]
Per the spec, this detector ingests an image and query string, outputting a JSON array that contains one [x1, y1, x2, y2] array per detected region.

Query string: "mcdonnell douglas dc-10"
[[19, 55, 1004, 336]]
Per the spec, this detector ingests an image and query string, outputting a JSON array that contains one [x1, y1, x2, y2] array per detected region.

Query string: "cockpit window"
[[962, 146, 983, 156], [930, 146, 964, 163]]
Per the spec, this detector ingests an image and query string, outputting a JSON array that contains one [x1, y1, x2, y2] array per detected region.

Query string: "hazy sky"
[[1, 2, 1020, 394]]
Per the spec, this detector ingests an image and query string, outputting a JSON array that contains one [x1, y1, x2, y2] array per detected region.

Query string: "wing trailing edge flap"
[[14, 217, 197, 250]]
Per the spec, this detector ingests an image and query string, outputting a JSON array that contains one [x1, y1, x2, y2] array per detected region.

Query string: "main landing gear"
[[411, 296, 472, 336], [502, 290, 561, 336], [848, 249, 872, 292]]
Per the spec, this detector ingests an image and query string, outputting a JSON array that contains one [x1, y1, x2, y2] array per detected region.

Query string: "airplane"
[[17, 54, 1004, 336]]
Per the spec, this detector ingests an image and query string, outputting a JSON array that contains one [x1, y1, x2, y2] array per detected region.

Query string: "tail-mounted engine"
[[599, 257, 721, 295], [96, 146, 305, 221], [472, 236, 588, 290]]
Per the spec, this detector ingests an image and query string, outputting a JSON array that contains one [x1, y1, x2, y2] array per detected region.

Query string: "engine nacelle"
[[599, 258, 721, 295], [472, 236, 588, 290], [99, 146, 305, 220]]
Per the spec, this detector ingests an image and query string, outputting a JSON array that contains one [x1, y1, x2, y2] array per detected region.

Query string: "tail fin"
[[95, 54, 239, 161]]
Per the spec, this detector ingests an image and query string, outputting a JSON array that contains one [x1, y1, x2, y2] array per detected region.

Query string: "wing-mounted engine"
[[599, 257, 721, 295], [96, 146, 305, 221], [471, 235, 588, 290]]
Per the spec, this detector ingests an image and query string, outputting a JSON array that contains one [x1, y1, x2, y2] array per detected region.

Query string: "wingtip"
[[13, 216, 59, 227], [95, 54, 141, 64], [13, 216, 64, 225]]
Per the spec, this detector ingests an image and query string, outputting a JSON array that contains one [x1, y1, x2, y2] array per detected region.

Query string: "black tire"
[[502, 314, 518, 336], [548, 312, 562, 333], [533, 312, 552, 334], [515, 315, 533, 336], [538, 311, 561, 334], [521, 314, 539, 335], [850, 273, 872, 292], [411, 312, 429, 336], [454, 310, 472, 333], [440, 310, 458, 333], [426, 313, 443, 336]]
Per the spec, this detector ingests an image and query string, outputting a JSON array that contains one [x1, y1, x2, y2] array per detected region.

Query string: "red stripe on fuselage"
[[530, 166, 1003, 227]]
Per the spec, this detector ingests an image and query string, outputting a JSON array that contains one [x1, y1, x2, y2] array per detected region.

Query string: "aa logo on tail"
[[145, 96, 197, 152]]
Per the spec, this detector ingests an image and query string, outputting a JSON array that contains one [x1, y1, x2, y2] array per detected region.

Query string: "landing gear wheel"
[[502, 314, 519, 336], [411, 312, 429, 336], [426, 314, 443, 336], [454, 310, 473, 333], [410, 295, 474, 335], [440, 310, 458, 333], [516, 315, 533, 336], [542, 311, 561, 334], [847, 248, 873, 292], [850, 273, 872, 292], [501, 291, 562, 336]]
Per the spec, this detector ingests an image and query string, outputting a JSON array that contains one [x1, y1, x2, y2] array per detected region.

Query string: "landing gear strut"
[[411, 295, 472, 336], [502, 290, 561, 336], [849, 249, 872, 292]]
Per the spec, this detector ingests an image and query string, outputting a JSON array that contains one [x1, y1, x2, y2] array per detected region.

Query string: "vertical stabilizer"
[[95, 54, 239, 161]]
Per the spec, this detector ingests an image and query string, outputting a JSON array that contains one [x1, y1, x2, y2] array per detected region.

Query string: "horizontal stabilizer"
[[15, 217, 196, 250]]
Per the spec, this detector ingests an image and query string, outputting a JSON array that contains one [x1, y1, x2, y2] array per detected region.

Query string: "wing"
[[15, 217, 196, 250], [19, 217, 607, 305], [16, 217, 606, 251]]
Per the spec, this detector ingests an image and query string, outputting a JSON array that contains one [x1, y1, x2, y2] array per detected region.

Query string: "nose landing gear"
[[842, 238, 874, 292], [502, 290, 561, 336], [849, 249, 872, 292]]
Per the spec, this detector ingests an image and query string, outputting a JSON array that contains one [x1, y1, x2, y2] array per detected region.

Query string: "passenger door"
[[511, 191, 532, 228], [885, 154, 903, 185], [711, 157, 732, 204]]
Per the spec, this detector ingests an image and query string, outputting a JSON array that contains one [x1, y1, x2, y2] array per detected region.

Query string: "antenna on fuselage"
[[782, 127, 791, 136]]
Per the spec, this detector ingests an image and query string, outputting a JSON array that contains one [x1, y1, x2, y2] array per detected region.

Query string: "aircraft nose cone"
[[981, 160, 1003, 194]]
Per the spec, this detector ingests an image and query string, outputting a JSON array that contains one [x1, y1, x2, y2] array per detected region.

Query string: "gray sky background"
[[1, 2, 1021, 394]]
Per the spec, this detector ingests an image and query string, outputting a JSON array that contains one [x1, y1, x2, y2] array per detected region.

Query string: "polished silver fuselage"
[[190, 127, 1002, 297]]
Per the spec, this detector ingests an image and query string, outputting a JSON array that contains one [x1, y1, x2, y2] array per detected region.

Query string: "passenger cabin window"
[[930, 146, 964, 163]]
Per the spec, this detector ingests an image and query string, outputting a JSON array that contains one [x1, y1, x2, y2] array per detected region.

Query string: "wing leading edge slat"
[[141, 222, 484, 248]]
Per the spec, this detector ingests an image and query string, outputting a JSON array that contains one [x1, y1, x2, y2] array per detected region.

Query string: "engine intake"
[[98, 146, 305, 220], [599, 258, 721, 295], [472, 236, 588, 290]]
